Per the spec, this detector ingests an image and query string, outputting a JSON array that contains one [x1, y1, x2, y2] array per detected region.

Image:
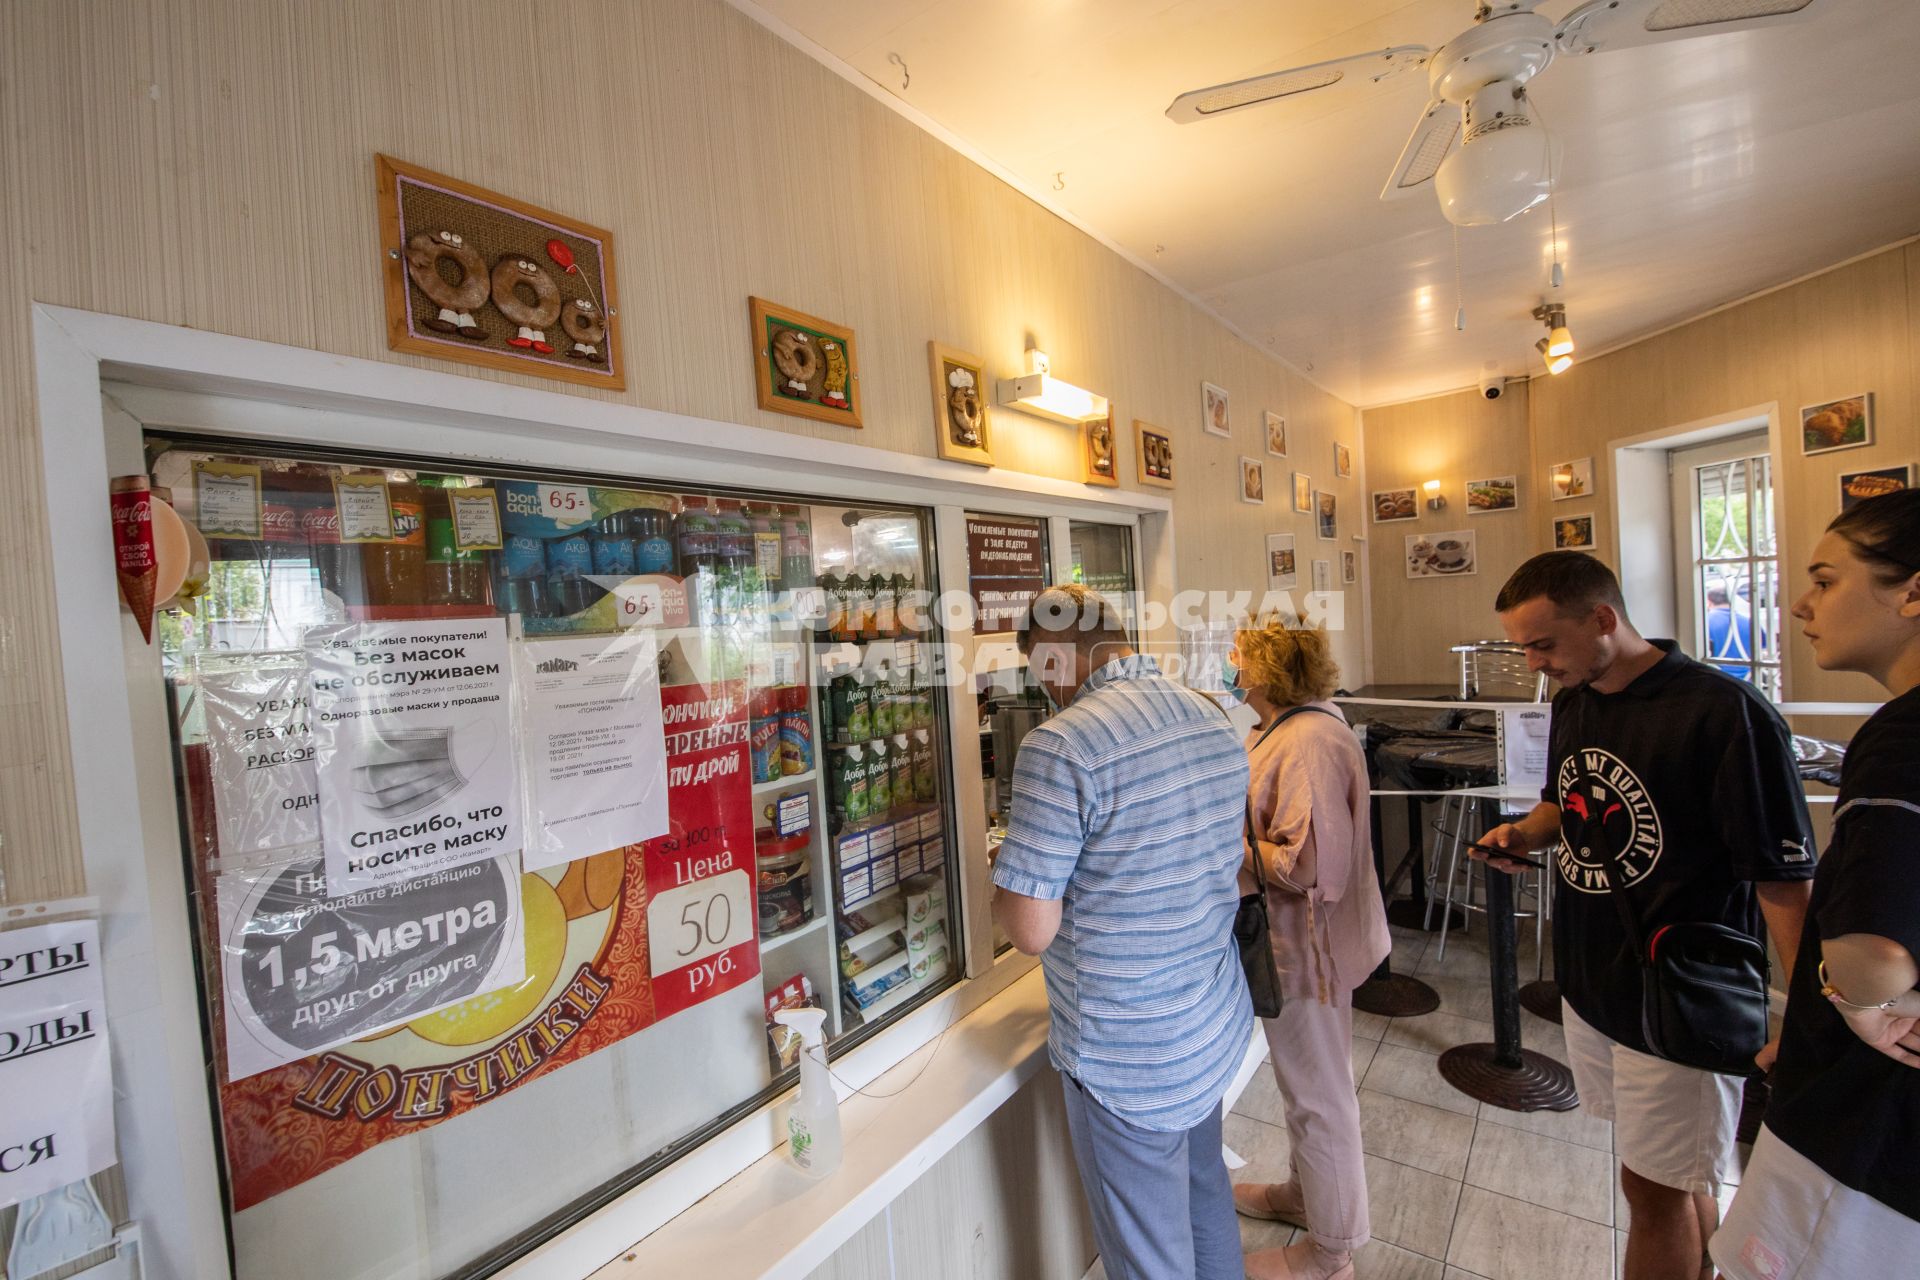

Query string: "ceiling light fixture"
[[996, 347, 1109, 425], [1535, 336, 1572, 376], [1532, 301, 1573, 372]]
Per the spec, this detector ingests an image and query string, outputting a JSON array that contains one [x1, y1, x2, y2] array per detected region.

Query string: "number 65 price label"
[[646, 869, 754, 980]]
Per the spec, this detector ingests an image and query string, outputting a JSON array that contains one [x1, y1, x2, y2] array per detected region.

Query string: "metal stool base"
[[1438, 1043, 1579, 1112], [1385, 899, 1466, 933], [1518, 980, 1563, 1024], [1352, 973, 1441, 1018]]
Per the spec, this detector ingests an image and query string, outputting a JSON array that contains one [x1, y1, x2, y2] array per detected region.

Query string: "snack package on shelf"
[[765, 973, 815, 1072]]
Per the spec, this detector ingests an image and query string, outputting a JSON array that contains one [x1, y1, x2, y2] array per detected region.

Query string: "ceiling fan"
[[1166, 0, 1822, 227]]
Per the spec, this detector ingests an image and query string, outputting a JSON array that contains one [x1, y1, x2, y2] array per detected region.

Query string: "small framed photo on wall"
[[1264, 411, 1288, 458], [1239, 457, 1265, 504], [1203, 382, 1231, 437], [1316, 491, 1337, 540], [1266, 533, 1298, 590], [1554, 513, 1596, 549], [1334, 443, 1353, 478], [1294, 472, 1313, 513], [1341, 550, 1357, 584], [1372, 489, 1417, 523], [1550, 457, 1593, 501], [1801, 393, 1874, 455], [1839, 464, 1910, 511]]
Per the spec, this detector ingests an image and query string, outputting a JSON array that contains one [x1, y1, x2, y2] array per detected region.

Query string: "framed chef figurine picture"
[[753, 298, 863, 428], [1081, 409, 1119, 487], [377, 154, 623, 391], [928, 341, 992, 465]]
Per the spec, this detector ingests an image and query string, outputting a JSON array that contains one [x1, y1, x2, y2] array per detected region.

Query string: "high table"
[[1340, 693, 1580, 1110]]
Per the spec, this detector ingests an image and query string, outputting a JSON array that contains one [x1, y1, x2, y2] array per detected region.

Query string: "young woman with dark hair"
[[1713, 490, 1920, 1279]]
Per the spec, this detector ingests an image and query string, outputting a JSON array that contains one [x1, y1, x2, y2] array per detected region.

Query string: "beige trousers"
[[1262, 999, 1370, 1252]]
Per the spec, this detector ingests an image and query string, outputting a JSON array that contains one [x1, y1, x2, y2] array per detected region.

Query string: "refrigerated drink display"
[[137, 440, 961, 1280], [364, 475, 427, 607], [421, 476, 492, 608]]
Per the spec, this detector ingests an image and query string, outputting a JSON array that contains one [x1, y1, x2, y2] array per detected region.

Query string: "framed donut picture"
[[1080, 409, 1120, 487], [928, 341, 991, 466], [752, 297, 862, 428], [1135, 420, 1175, 489], [377, 154, 623, 391]]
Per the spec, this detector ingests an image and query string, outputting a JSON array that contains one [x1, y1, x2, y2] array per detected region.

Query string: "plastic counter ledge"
[[580, 965, 1054, 1280], [546, 964, 1266, 1280]]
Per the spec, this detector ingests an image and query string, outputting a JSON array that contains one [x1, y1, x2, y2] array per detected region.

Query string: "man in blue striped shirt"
[[992, 585, 1255, 1280]]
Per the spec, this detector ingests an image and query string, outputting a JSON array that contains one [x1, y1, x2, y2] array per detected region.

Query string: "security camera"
[[1479, 373, 1505, 400]]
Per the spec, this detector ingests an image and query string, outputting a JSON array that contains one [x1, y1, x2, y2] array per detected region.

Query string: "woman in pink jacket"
[[1229, 620, 1391, 1280]]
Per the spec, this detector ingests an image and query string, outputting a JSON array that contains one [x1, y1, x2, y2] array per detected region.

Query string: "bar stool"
[[1427, 794, 1549, 963]]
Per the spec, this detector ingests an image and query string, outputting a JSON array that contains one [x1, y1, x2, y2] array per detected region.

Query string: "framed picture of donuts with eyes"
[[376, 154, 623, 391], [751, 297, 863, 429], [927, 340, 991, 465], [1135, 419, 1175, 489]]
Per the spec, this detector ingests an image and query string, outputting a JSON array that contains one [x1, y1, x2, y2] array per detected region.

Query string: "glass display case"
[[142, 436, 961, 1280]]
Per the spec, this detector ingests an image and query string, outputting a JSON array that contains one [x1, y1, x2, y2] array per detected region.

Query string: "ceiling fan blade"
[[1165, 46, 1430, 124], [1380, 100, 1459, 201], [1556, 0, 1818, 57]]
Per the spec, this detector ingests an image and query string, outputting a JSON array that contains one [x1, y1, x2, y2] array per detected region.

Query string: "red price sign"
[[537, 483, 593, 527], [642, 680, 759, 1018]]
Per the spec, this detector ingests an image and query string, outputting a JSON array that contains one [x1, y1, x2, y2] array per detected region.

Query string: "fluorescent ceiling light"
[[996, 349, 1109, 425]]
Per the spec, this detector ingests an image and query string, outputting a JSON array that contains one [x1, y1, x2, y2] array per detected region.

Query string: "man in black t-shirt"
[[1476, 553, 1813, 1280]]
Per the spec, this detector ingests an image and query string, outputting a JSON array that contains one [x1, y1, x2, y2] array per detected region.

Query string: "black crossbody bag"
[[1234, 705, 1341, 1019], [1589, 820, 1770, 1075]]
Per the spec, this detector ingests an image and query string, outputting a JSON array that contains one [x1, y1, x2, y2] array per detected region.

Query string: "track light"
[[1532, 302, 1573, 373], [1536, 336, 1572, 376]]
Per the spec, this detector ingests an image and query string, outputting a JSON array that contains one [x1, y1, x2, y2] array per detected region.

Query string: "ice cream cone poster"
[[109, 475, 157, 642]]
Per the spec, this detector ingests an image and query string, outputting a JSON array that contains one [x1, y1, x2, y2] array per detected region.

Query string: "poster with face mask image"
[[306, 619, 520, 893]]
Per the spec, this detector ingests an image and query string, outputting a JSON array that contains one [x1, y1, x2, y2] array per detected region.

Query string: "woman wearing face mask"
[[1227, 619, 1390, 1280], [1711, 490, 1920, 1280]]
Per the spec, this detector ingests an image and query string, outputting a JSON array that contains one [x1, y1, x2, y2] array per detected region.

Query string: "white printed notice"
[[516, 631, 670, 872], [1501, 706, 1552, 792], [307, 618, 520, 893], [215, 851, 525, 1081], [0, 919, 115, 1208], [199, 652, 321, 857]]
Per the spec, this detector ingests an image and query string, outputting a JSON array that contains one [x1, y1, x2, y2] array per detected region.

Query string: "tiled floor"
[[1084, 920, 1746, 1280]]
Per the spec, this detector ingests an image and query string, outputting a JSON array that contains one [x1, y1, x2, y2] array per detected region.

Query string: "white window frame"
[[28, 304, 1175, 1280], [1669, 430, 1782, 699]]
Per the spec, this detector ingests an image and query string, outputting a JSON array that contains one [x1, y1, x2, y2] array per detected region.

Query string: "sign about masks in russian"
[[306, 619, 520, 893]]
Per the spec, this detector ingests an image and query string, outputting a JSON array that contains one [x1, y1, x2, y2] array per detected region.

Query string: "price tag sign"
[[193, 460, 264, 539], [537, 484, 594, 528], [645, 869, 753, 977], [775, 791, 811, 837], [449, 487, 504, 551], [331, 474, 395, 542], [613, 580, 665, 628]]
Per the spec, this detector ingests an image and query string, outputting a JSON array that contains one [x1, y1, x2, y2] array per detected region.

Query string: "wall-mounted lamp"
[[1424, 479, 1447, 511], [996, 347, 1109, 425]]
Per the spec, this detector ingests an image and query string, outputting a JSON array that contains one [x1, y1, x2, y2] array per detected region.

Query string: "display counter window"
[[143, 437, 961, 1280]]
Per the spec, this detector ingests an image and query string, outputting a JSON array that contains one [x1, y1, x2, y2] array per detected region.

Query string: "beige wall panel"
[[1361, 385, 1534, 686], [1527, 245, 1915, 704], [804, 1211, 895, 1280], [0, 0, 1361, 904]]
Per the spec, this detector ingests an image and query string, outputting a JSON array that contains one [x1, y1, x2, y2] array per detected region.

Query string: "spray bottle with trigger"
[[771, 1006, 842, 1176]]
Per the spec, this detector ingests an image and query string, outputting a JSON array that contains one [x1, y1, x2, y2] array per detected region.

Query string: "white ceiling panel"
[[742, 0, 1920, 405]]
